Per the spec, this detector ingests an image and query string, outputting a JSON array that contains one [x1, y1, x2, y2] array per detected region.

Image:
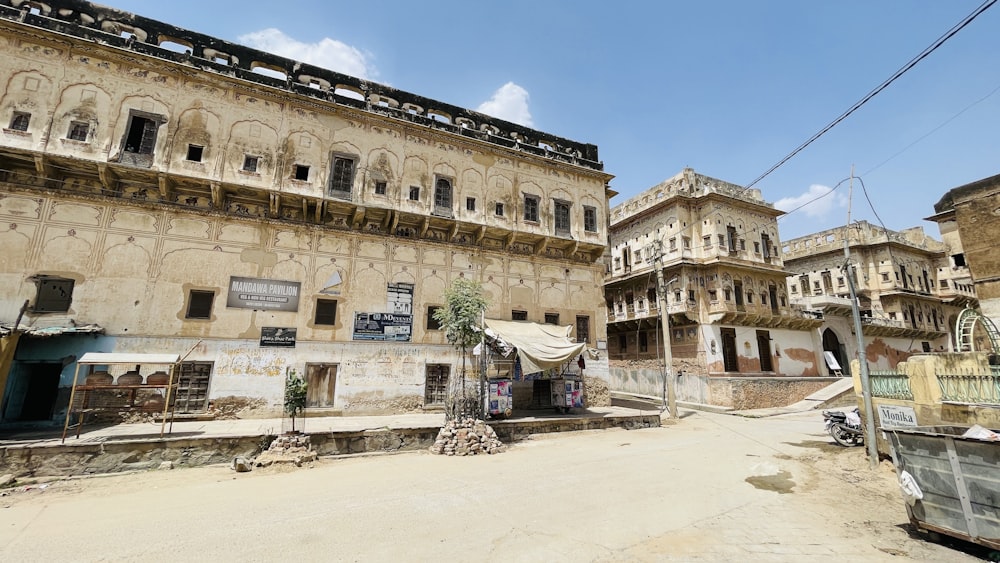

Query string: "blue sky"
[[99, 1, 999, 240]]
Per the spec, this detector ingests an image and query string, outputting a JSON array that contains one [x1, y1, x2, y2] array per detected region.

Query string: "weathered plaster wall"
[[607, 359, 837, 410], [709, 377, 835, 410], [702, 325, 820, 376], [0, 13, 611, 419], [2, 189, 609, 418], [863, 337, 928, 370]]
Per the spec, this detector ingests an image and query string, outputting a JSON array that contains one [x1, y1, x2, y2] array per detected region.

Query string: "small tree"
[[284, 369, 308, 433], [433, 278, 490, 420]]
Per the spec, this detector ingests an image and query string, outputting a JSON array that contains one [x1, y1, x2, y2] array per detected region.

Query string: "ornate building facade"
[[782, 221, 973, 370], [604, 169, 829, 410], [0, 0, 613, 422]]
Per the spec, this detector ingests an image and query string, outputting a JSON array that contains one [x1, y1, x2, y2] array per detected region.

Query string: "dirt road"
[[0, 410, 990, 561]]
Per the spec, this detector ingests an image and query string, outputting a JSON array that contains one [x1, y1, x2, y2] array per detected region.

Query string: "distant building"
[[0, 0, 613, 423], [604, 168, 831, 410], [927, 173, 1000, 348], [782, 221, 971, 369]]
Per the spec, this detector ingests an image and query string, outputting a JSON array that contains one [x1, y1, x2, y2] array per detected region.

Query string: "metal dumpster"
[[885, 425, 1000, 550]]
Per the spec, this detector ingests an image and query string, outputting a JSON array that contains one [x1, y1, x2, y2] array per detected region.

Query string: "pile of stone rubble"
[[429, 417, 505, 456], [241, 433, 317, 470]]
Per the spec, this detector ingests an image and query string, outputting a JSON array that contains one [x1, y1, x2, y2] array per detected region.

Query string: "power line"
[[861, 80, 1000, 177], [744, 0, 997, 190]]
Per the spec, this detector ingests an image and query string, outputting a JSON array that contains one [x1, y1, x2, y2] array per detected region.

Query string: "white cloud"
[[477, 82, 534, 127], [238, 28, 377, 80], [774, 184, 847, 218]]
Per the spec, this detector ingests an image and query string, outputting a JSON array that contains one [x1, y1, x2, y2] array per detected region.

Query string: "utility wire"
[[861, 80, 1000, 177], [744, 0, 997, 190]]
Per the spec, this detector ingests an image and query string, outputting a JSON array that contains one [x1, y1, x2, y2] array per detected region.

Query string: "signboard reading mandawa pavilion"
[[227, 276, 301, 312]]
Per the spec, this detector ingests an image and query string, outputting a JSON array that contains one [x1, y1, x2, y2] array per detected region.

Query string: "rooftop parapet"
[[782, 221, 946, 258], [0, 0, 602, 172], [610, 168, 772, 225]]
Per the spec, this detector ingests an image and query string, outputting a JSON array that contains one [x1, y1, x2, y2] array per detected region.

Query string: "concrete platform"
[[0, 407, 661, 477]]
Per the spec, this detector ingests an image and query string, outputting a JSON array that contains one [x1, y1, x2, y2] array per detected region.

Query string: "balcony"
[[790, 294, 855, 316], [607, 300, 690, 325], [708, 301, 824, 330]]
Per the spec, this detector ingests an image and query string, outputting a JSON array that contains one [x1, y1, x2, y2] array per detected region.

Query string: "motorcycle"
[[823, 407, 865, 447]]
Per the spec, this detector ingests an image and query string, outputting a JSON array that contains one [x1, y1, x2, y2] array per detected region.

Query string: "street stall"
[[480, 319, 586, 415], [61, 352, 180, 442]]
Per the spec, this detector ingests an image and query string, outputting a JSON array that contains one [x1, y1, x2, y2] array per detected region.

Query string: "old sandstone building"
[[0, 0, 613, 423], [604, 169, 833, 410], [782, 221, 974, 371], [926, 172, 1000, 352]]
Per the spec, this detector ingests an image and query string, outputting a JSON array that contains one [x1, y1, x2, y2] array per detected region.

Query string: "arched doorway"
[[822, 328, 848, 376]]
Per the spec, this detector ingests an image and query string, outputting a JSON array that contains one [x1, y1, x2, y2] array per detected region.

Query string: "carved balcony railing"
[[870, 370, 913, 401], [937, 368, 1000, 405]]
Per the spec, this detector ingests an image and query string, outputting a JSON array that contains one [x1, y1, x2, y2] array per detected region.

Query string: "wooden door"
[[305, 363, 337, 408]]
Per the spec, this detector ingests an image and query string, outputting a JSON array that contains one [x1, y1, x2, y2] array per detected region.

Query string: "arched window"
[[433, 178, 452, 215]]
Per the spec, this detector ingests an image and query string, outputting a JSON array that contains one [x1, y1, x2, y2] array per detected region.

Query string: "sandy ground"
[[0, 409, 994, 562]]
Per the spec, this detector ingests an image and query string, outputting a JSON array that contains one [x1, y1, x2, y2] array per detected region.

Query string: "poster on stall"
[[570, 380, 584, 408], [487, 379, 512, 415]]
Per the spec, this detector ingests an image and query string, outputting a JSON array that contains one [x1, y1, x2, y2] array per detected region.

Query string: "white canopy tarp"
[[483, 319, 585, 376]]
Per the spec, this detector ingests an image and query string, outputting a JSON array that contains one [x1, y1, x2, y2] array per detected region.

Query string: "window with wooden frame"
[[329, 155, 356, 197], [9, 111, 30, 131], [32, 276, 74, 313], [185, 290, 215, 320], [583, 206, 597, 232], [554, 200, 571, 235], [576, 315, 590, 344], [242, 155, 259, 173], [433, 177, 452, 215], [523, 195, 539, 222], [123, 111, 161, 155], [67, 121, 89, 141], [315, 299, 337, 325]]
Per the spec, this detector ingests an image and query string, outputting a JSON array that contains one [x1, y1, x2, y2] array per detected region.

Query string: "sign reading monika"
[[227, 276, 301, 312], [877, 404, 918, 427]]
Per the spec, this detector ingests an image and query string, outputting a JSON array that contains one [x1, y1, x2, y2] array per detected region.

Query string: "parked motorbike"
[[823, 407, 865, 447]]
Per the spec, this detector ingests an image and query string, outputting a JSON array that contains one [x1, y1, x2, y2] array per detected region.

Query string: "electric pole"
[[652, 240, 678, 418], [844, 168, 879, 469]]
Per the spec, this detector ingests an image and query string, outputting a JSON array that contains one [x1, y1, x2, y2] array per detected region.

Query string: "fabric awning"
[[483, 319, 585, 375], [77, 352, 180, 365]]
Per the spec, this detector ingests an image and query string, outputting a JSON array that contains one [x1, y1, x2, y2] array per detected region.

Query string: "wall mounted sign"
[[227, 276, 301, 312], [352, 312, 413, 341], [260, 327, 297, 347], [877, 404, 918, 427], [387, 282, 414, 314]]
